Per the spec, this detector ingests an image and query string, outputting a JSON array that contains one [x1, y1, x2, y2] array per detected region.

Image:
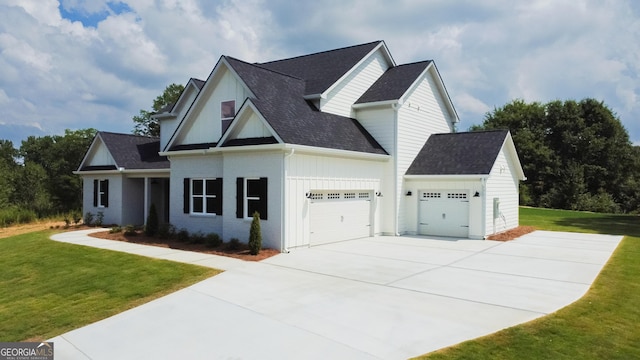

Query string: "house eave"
[[352, 99, 399, 109], [74, 168, 170, 175], [404, 174, 489, 180]]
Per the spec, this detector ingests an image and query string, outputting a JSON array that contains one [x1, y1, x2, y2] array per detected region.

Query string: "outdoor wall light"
[[406, 191, 412, 196], [474, 191, 480, 197], [376, 192, 383, 197], [305, 192, 312, 199]]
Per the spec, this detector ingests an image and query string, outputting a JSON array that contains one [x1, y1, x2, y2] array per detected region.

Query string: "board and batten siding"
[[485, 146, 520, 235], [396, 73, 455, 233], [86, 140, 115, 167], [234, 111, 271, 139], [159, 88, 198, 150], [179, 68, 249, 145], [169, 154, 224, 235], [321, 49, 390, 118], [285, 152, 386, 248], [403, 178, 485, 239]]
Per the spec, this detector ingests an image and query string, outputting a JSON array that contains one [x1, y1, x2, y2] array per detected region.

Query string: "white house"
[[76, 40, 526, 251]]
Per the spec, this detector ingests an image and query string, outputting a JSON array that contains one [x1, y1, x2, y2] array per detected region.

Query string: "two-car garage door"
[[309, 191, 372, 245], [419, 190, 470, 238]]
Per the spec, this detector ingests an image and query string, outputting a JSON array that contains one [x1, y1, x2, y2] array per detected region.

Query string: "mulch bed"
[[89, 230, 280, 261], [486, 226, 537, 241]]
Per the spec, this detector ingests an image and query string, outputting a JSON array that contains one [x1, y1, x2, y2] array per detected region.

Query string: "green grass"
[[0, 230, 220, 341], [417, 207, 640, 359]]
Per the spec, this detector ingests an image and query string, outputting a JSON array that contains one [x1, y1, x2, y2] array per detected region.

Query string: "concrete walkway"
[[49, 230, 623, 359]]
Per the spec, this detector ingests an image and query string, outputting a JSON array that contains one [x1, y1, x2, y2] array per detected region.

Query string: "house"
[[76, 40, 525, 251]]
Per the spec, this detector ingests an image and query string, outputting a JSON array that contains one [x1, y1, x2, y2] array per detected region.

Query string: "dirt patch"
[[89, 230, 280, 261], [0, 221, 70, 239], [487, 226, 537, 241]]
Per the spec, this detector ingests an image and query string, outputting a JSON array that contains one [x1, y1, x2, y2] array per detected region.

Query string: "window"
[[236, 177, 267, 220], [183, 178, 222, 215], [221, 100, 235, 134], [93, 179, 109, 208]]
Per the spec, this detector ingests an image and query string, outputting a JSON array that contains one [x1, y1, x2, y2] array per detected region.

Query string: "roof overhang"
[[74, 168, 170, 176], [404, 174, 489, 180]]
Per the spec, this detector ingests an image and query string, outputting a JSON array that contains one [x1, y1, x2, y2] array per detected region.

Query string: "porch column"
[[144, 177, 149, 225]]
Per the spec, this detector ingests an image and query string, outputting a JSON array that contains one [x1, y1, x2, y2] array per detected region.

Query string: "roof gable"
[[78, 132, 169, 171], [257, 41, 392, 96], [355, 61, 431, 104], [218, 100, 282, 147], [406, 130, 512, 176]]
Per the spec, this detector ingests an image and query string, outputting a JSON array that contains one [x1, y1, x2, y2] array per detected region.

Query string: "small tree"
[[145, 204, 159, 236], [248, 211, 262, 255]]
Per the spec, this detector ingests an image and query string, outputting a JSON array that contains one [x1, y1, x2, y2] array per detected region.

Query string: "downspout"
[[481, 177, 487, 239], [281, 148, 294, 253], [392, 102, 400, 236]]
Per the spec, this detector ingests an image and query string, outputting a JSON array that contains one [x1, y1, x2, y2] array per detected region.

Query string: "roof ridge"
[[392, 60, 433, 67], [258, 40, 383, 65], [225, 56, 306, 82]]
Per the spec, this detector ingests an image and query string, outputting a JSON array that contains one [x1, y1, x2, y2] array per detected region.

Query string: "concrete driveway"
[[50, 231, 622, 359]]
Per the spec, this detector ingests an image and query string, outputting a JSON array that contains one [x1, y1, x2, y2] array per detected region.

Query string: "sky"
[[1, 0, 639, 146]]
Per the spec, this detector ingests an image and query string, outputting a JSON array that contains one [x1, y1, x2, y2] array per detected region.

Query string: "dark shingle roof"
[[192, 78, 205, 90], [406, 130, 508, 175], [81, 132, 169, 171], [356, 61, 431, 104], [225, 57, 387, 155], [257, 41, 382, 95]]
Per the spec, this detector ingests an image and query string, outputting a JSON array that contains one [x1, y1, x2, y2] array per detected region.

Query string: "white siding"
[[485, 147, 520, 234], [355, 106, 395, 154], [234, 112, 271, 139], [396, 73, 455, 233], [86, 141, 115, 166], [222, 151, 283, 250], [321, 50, 390, 117], [82, 174, 123, 226], [285, 153, 386, 248], [178, 69, 249, 146], [160, 88, 199, 150], [169, 154, 224, 235], [160, 117, 179, 151], [403, 178, 484, 239]]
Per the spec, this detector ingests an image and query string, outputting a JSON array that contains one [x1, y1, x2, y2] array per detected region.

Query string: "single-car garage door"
[[419, 190, 469, 238], [309, 191, 372, 245]]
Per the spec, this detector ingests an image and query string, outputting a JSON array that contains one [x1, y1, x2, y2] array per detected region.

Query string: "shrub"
[[123, 224, 137, 236], [84, 212, 94, 226], [95, 212, 104, 227], [145, 204, 159, 236], [189, 231, 205, 244], [109, 226, 122, 234], [176, 228, 190, 243], [63, 214, 71, 229], [157, 223, 176, 239], [0, 207, 37, 227], [226, 238, 241, 251], [205, 233, 222, 248], [248, 211, 262, 255], [72, 211, 82, 225]]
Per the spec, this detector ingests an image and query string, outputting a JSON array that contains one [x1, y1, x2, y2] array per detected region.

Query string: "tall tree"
[[133, 83, 185, 137], [471, 98, 636, 213]]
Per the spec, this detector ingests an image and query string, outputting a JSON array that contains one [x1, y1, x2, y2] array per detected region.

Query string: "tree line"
[[471, 98, 640, 213]]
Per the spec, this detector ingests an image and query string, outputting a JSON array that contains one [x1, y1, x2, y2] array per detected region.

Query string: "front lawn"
[[417, 207, 640, 359], [0, 230, 219, 341]]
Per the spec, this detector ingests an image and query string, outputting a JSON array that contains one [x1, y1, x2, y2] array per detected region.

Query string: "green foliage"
[[472, 98, 639, 213], [84, 212, 94, 226], [226, 238, 241, 250], [248, 211, 262, 255], [133, 83, 185, 137], [72, 211, 82, 225], [0, 207, 37, 227], [95, 211, 104, 227], [0, 230, 217, 341], [109, 226, 122, 234], [123, 225, 137, 236], [145, 204, 159, 236], [205, 233, 222, 248], [189, 231, 205, 244], [176, 228, 190, 242], [157, 223, 176, 239]]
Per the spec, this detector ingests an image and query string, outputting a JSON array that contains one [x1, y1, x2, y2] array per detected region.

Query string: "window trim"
[[188, 178, 222, 216], [93, 179, 109, 208]]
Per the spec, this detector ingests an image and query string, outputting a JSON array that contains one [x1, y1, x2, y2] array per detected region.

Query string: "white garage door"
[[419, 190, 469, 238], [309, 191, 372, 245]]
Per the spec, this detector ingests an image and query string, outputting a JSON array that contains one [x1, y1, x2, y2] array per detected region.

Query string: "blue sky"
[[1, 0, 639, 146]]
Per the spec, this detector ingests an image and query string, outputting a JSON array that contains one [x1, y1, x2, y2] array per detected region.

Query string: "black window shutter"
[[93, 179, 98, 207], [102, 180, 109, 207], [214, 178, 223, 215], [258, 177, 268, 220], [236, 177, 244, 218], [183, 178, 190, 214]]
